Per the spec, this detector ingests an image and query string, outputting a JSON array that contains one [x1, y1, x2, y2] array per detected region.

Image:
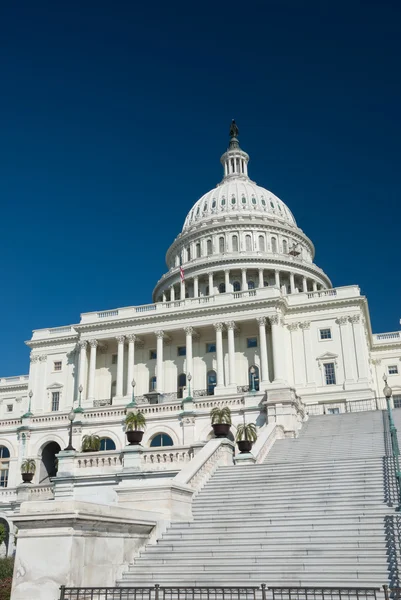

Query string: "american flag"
[[180, 265, 185, 282]]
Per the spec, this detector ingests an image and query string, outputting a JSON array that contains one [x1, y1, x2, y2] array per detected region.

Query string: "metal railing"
[[385, 395, 401, 511], [59, 585, 265, 600], [59, 586, 381, 600]]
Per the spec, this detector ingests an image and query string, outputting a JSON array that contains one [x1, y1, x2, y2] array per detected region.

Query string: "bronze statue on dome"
[[229, 119, 239, 138]]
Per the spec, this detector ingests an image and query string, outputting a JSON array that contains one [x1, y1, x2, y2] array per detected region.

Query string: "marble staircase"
[[121, 410, 395, 587]]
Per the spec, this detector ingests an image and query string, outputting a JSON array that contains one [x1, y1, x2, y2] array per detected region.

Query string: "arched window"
[[248, 281, 255, 290], [282, 240, 288, 254], [219, 283, 226, 294], [219, 237, 225, 253], [196, 243, 201, 258], [233, 281, 241, 292], [0, 446, 10, 488], [249, 366, 260, 392], [207, 370, 217, 396], [207, 240, 212, 255], [259, 235, 265, 252], [271, 237, 277, 253], [150, 376, 157, 392], [177, 373, 186, 399], [100, 438, 116, 451], [232, 235, 239, 252], [150, 434, 174, 447], [245, 235, 252, 251]]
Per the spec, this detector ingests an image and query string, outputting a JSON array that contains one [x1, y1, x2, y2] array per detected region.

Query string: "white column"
[[225, 321, 236, 386], [162, 292, 166, 302], [299, 321, 315, 386], [116, 336, 125, 397], [184, 327, 193, 378], [208, 272, 214, 295], [312, 281, 317, 291], [156, 331, 164, 393], [257, 317, 270, 384], [126, 334, 136, 393], [170, 285, 175, 301], [78, 341, 88, 398], [194, 276, 199, 298], [270, 314, 286, 384], [214, 323, 224, 388], [302, 277, 308, 292], [290, 272, 295, 293], [258, 268, 264, 288], [224, 269, 230, 292], [336, 317, 355, 383], [29, 354, 40, 405], [180, 280, 185, 299], [349, 315, 369, 382], [241, 268, 247, 290], [275, 270, 280, 288], [87, 340, 98, 401]]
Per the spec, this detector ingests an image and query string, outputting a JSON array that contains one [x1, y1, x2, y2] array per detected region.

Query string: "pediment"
[[47, 382, 63, 389], [316, 352, 338, 361]]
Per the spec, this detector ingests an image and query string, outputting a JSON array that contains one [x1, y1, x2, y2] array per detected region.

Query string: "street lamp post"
[[64, 408, 76, 451], [126, 379, 137, 409], [74, 384, 84, 414], [250, 366, 256, 393], [23, 390, 34, 418], [383, 374, 401, 510]]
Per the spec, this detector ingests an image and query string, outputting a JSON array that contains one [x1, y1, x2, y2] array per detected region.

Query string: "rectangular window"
[[111, 354, 117, 365], [388, 365, 399, 375], [324, 362, 336, 385], [6, 405, 13, 413], [320, 328, 332, 340], [0, 469, 8, 488], [149, 350, 157, 360], [51, 391, 60, 411], [54, 361, 62, 371], [177, 346, 186, 357], [247, 337, 258, 348], [327, 407, 340, 414], [206, 342, 216, 353], [394, 395, 401, 409]]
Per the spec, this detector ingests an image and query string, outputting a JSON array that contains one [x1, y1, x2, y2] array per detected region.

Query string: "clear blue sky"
[[0, 1, 400, 376]]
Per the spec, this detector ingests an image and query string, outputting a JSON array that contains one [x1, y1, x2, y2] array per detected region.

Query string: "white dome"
[[182, 177, 296, 232]]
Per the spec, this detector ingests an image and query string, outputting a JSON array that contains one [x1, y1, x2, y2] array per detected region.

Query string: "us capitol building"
[[0, 122, 400, 558]]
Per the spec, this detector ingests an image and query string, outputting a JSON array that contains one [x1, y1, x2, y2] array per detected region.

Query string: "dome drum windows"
[[271, 237, 277, 253], [232, 235, 239, 252], [258, 235, 265, 252], [245, 234, 252, 252], [219, 237, 225, 253], [206, 240, 212, 256]]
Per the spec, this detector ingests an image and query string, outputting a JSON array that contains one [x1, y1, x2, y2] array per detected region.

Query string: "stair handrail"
[[383, 375, 401, 510], [174, 437, 234, 494], [252, 423, 285, 463]]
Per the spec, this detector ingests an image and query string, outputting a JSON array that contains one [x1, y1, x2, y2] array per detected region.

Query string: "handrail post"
[[384, 374, 401, 511], [59, 585, 66, 600], [382, 585, 389, 600], [261, 584, 267, 600]]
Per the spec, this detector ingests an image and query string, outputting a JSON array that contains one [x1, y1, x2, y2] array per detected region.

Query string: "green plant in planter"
[[20, 459, 36, 474], [236, 422, 258, 442], [125, 411, 146, 431], [81, 434, 101, 452], [210, 406, 232, 425]]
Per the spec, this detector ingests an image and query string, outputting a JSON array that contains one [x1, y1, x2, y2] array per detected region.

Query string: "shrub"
[[81, 435, 101, 452], [125, 411, 146, 431], [210, 406, 232, 425], [20, 459, 36, 474]]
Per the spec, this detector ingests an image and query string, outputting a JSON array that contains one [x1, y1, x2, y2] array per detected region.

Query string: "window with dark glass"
[[320, 328, 332, 340], [248, 366, 260, 391], [149, 350, 157, 360], [150, 434, 174, 447], [206, 342, 216, 353], [150, 376, 157, 391], [100, 438, 116, 451], [219, 283, 226, 293], [0, 446, 10, 488], [233, 281, 241, 292], [247, 337, 258, 348], [177, 346, 186, 356], [207, 370, 217, 395], [177, 373, 186, 399]]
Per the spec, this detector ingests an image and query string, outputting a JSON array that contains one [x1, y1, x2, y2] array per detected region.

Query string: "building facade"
[[0, 122, 400, 552]]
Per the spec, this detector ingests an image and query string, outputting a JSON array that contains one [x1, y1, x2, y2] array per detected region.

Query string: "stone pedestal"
[[11, 500, 156, 600], [234, 452, 256, 465]]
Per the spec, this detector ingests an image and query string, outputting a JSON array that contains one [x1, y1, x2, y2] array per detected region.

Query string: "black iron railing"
[[384, 585, 401, 600], [59, 585, 381, 600], [270, 588, 380, 600]]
